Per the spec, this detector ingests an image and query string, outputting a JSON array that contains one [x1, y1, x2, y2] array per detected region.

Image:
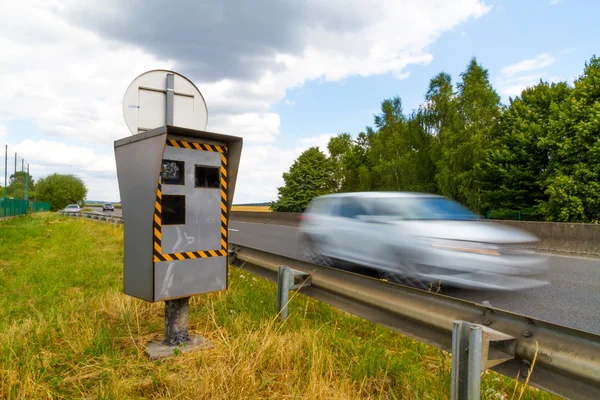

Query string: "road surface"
[[229, 221, 600, 335], [88, 206, 123, 217]]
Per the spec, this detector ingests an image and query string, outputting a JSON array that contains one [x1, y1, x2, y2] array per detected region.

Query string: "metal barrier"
[[57, 210, 123, 226], [229, 245, 600, 400]]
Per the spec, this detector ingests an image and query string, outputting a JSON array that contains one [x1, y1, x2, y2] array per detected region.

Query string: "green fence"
[[486, 209, 544, 221], [0, 198, 50, 218]]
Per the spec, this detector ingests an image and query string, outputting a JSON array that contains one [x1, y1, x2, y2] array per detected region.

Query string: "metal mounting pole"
[[164, 297, 190, 346], [166, 73, 174, 126], [145, 296, 213, 360]]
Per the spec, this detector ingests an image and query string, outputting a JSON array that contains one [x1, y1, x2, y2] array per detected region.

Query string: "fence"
[[485, 209, 545, 221], [0, 141, 48, 218]]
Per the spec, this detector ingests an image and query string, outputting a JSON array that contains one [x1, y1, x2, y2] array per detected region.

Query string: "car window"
[[306, 198, 335, 215], [338, 198, 368, 219], [367, 197, 478, 220]]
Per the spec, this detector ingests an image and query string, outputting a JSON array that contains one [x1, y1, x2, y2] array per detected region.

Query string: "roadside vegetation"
[[0, 214, 555, 399], [272, 55, 600, 224]]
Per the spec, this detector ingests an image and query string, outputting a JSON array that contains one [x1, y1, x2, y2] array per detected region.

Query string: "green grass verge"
[[0, 214, 556, 399]]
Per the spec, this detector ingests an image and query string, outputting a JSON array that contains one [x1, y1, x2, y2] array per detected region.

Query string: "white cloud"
[[550, 0, 562, 5], [500, 53, 556, 77], [497, 53, 557, 98], [299, 134, 336, 155], [12, 140, 115, 173], [1, 0, 492, 203], [235, 135, 335, 203]]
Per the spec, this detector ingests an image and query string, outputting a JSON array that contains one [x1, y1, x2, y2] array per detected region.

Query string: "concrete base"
[[145, 335, 213, 360]]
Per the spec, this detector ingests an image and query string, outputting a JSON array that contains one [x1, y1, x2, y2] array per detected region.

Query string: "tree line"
[[2, 172, 87, 211], [272, 56, 600, 223]]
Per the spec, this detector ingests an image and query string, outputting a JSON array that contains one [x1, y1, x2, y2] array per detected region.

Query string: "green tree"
[[437, 58, 501, 212], [271, 147, 334, 212], [35, 173, 88, 211], [366, 97, 436, 193], [422, 72, 460, 198], [540, 56, 600, 222], [327, 133, 353, 192], [481, 80, 571, 218], [4, 171, 35, 199]]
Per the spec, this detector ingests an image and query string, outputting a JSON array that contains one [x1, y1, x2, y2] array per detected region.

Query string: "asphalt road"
[[88, 206, 123, 217], [229, 221, 600, 335]]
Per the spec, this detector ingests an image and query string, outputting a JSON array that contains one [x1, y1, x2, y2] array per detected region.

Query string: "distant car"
[[298, 192, 549, 291], [64, 204, 81, 214], [103, 203, 114, 212]]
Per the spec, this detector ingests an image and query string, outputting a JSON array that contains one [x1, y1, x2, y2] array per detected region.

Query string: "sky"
[[0, 0, 597, 204]]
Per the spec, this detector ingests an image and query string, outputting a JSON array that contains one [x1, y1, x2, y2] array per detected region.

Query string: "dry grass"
[[0, 214, 556, 399], [231, 205, 272, 212]]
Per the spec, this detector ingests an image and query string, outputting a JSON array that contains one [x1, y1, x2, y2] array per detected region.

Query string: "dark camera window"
[[161, 160, 185, 185], [195, 166, 220, 188], [162, 195, 186, 225]]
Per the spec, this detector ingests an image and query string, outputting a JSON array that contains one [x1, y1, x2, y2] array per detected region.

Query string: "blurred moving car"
[[298, 192, 549, 291], [103, 203, 115, 212], [63, 204, 81, 214]]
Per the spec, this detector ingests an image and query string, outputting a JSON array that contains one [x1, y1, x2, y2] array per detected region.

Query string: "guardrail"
[[56, 210, 600, 398], [228, 245, 600, 400], [57, 210, 123, 225]]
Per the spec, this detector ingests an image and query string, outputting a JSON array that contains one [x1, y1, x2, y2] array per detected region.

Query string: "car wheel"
[[378, 263, 438, 292], [300, 235, 334, 267]]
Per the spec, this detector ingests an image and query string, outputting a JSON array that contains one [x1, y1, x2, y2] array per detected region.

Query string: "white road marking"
[[228, 228, 240, 232]]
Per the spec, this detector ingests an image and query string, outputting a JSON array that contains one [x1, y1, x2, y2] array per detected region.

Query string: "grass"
[[231, 205, 272, 212], [0, 214, 556, 399]]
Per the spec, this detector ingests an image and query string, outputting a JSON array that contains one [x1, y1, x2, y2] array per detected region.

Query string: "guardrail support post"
[[277, 266, 293, 320], [277, 266, 311, 320], [451, 321, 515, 400]]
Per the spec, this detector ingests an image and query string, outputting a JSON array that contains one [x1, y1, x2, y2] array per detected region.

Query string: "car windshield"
[[66, 205, 78, 209], [368, 197, 479, 220]]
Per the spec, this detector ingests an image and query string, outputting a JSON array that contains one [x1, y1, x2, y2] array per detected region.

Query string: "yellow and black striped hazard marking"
[[153, 139, 229, 263], [165, 139, 226, 154]]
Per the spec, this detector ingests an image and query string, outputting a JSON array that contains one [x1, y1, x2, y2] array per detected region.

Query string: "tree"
[[4, 171, 35, 199], [327, 133, 353, 192], [481, 80, 571, 218], [540, 56, 600, 222], [436, 58, 501, 212], [35, 173, 88, 211], [271, 147, 334, 212]]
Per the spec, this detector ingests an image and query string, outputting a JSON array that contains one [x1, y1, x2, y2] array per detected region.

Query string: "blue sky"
[[0, 0, 597, 203]]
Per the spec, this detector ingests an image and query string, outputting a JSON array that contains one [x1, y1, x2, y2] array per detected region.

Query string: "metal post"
[[20, 159, 24, 200], [468, 326, 483, 400], [3, 144, 6, 217], [277, 266, 293, 320], [25, 164, 29, 202], [452, 321, 483, 400], [166, 73, 174, 126], [164, 298, 190, 346], [13, 153, 16, 215], [452, 321, 470, 400]]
